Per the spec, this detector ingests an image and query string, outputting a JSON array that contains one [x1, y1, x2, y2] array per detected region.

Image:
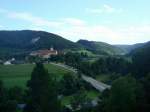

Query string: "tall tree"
[[0, 80, 17, 112], [106, 76, 137, 112], [0, 80, 5, 111], [24, 63, 60, 112], [138, 73, 150, 112], [60, 73, 78, 95]]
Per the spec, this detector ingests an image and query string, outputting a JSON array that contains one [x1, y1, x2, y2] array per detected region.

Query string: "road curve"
[[51, 63, 111, 92]]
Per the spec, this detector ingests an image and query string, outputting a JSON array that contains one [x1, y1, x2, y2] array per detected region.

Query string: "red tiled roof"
[[31, 49, 57, 56]]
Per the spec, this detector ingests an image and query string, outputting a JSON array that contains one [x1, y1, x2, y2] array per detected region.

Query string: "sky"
[[0, 0, 150, 44]]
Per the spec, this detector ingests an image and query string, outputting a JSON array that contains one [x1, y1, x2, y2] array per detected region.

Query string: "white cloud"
[[124, 26, 150, 33], [57, 25, 121, 44], [57, 24, 150, 44], [8, 12, 63, 28], [62, 18, 86, 26], [103, 4, 115, 13], [86, 4, 123, 14], [86, 8, 103, 14], [1, 9, 84, 28], [0, 8, 63, 28], [0, 8, 149, 44], [116, 26, 150, 44]]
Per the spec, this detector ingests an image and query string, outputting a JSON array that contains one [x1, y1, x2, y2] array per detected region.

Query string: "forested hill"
[[115, 42, 147, 54], [0, 30, 82, 56], [0, 30, 81, 50], [77, 39, 125, 55], [0, 30, 149, 58], [130, 41, 150, 56], [131, 41, 150, 77]]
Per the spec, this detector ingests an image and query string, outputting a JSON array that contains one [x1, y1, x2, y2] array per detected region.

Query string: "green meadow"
[[0, 63, 72, 88], [0, 63, 100, 105]]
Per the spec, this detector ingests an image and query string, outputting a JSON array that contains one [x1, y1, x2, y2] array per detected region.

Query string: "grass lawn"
[[0, 63, 72, 88]]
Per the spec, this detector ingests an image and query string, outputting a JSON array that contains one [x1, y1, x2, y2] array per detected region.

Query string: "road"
[[51, 63, 111, 92]]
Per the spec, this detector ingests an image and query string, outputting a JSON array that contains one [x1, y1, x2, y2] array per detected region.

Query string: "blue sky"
[[0, 0, 150, 44]]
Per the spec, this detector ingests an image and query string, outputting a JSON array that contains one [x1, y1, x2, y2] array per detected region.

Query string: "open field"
[[0, 63, 72, 88], [0, 63, 100, 106]]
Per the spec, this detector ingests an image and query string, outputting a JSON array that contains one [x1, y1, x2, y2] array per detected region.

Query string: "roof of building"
[[30, 49, 57, 57]]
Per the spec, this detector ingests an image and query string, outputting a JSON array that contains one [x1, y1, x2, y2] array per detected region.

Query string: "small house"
[[4, 61, 11, 65]]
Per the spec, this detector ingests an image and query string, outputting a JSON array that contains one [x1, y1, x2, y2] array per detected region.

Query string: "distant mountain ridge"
[[115, 42, 149, 53], [129, 41, 150, 56], [77, 39, 125, 55], [0, 30, 149, 58]]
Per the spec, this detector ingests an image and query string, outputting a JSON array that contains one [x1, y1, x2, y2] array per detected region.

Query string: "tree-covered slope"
[[0, 30, 82, 50], [130, 41, 150, 76], [0, 30, 82, 56], [77, 39, 124, 55], [115, 42, 148, 54]]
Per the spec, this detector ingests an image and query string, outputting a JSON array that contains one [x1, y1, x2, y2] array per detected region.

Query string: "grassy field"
[[0, 63, 72, 88], [0, 63, 100, 106]]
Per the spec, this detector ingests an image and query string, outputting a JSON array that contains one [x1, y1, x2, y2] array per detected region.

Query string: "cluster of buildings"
[[30, 47, 58, 59], [0, 47, 58, 65]]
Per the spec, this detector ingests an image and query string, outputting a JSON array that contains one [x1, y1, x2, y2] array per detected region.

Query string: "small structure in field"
[[4, 61, 12, 65], [3, 58, 16, 65], [30, 46, 58, 59]]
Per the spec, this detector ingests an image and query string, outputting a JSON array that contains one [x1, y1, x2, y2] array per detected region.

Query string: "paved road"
[[51, 63, 111, 92], [82, 75, 111, 92]]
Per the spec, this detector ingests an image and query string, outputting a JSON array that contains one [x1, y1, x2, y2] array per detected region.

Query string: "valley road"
[[51, 63, 111, 92]]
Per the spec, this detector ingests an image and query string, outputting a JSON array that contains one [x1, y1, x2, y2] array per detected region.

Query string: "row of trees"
[[23, 62, 150, 112], [50, 52, 130, 78], [0, 81, 25, 112], [96, 73, 150, 112], [78, 57, 130, 78], [50, 52, 87, 67]]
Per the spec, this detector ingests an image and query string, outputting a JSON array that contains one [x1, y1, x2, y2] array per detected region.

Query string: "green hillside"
[[115, 42, 147, 53], [77, 39, 125, 55], [130, 41, 150, 77], [0, 30, 82, 57], [0, 63, 72, 88]]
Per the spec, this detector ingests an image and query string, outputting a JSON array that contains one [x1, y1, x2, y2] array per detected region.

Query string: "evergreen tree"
[[24, 63, 60, 112], [60, 73, 78, 95], [0, 80, 18, 112], [0, 80, 5, 111], [106, 76, 137, 112], [138, 73, 150, 112]]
